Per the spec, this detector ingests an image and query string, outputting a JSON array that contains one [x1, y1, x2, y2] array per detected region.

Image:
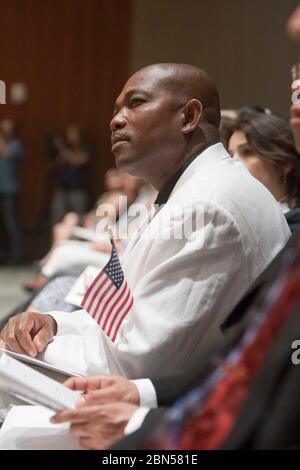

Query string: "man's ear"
[[182, 99, 203, 134]]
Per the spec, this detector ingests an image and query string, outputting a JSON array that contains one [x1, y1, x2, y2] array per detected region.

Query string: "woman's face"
[[228, 130, 284, 200]]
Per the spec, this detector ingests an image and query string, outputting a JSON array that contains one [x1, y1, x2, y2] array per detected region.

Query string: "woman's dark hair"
[[228, 113, 300, 208]]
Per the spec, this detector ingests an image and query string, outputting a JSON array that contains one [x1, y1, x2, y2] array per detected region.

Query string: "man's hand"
[[64, 375, 140, 406], [0, 311, 57, 357], [51, 402, 139, 449]]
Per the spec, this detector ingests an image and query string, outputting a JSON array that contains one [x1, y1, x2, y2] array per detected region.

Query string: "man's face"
[[110, 69, 184, 178]]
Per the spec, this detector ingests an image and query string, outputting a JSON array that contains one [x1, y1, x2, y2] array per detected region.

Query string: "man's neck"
[[153, 137, 219, 191]]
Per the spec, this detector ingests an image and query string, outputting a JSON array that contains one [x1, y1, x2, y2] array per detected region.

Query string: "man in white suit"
[[0, 64, 289, 379]]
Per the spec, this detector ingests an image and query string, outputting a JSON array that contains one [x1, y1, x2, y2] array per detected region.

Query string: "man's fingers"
[[3, 336, 27, 355], [64, 377, 80, 390], [69, 423, 91, 437], [76, 431, 108, 450], [64, 377, 92, 391], [51, 409, 78, 424], [82, 375, 113, 390], [83, 389, 116, 406], [33, 326, 53, 353], [79, 437, 100, 450], [64, 375, 111, 391], [51, 405, 100, 424], [4, 320, 31, 355], [85, 376, 110, 390], [15, 318, 38, 357]]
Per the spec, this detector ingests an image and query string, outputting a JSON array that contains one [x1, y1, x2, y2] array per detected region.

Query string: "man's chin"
[[114, 152, 139, 175]]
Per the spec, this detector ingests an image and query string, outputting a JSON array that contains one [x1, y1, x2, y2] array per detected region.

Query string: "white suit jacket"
[[42, 143, 290, 378]]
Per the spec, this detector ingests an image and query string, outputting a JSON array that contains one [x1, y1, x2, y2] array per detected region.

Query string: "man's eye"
[[130, 98, 144, 107]]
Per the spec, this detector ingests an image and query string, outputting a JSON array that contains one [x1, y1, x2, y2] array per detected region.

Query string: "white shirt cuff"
[[124, 407, 150, 435], [131, 378, 158, 408]]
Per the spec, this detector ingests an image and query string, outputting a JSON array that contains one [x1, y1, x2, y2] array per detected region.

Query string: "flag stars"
[[104, 246, 124, 288]]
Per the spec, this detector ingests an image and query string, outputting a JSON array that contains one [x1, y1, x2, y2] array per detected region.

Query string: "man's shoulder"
[[175, 155, 281, 215], [169, 154, 289, 247]]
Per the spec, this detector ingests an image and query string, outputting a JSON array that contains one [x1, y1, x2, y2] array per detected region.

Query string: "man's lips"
[[111, 139, 129, 151], [111, 134, 130, 149]]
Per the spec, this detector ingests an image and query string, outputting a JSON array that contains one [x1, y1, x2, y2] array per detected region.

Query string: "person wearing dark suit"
[[51, 228, 300, 449], [285, 207, 300, 233]]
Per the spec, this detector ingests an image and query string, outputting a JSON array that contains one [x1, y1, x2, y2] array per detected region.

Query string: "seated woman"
[[228, 112, 300, 232]]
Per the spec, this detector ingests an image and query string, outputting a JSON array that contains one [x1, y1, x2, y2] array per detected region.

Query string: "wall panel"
[[0, 0, 131, 233]]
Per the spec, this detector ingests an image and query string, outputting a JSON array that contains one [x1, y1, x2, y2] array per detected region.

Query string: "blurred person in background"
[[228, 112, 300, 232], [219, 106, 267, 148], [236, 105, 270, 120], [49, 124, 93, 224], [0, 118, 24, 264], [41, 168, 126, 267], [24, 168, 154, 290]]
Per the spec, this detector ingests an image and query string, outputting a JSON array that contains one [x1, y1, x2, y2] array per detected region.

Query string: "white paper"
[[0, 406, 82, 450], [64, 265, 100, 307], [0, 353, 80, 411], [0, 347, 81, 378]]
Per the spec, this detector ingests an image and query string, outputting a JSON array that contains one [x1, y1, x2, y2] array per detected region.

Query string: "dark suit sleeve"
[[223, 305, 300, 450], [151, 336, 226, 406], [221, 229, 300, 331], [111, 408, 167, 450]]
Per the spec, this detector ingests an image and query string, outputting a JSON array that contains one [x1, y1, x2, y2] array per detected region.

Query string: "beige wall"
[[130, 0, 299, 118]]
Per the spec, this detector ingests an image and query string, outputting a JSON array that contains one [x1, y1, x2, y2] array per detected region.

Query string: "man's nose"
[[110, 112, 127, 132]]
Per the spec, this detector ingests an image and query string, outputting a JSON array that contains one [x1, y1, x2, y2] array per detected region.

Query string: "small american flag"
[[81, 239, 134, 342]]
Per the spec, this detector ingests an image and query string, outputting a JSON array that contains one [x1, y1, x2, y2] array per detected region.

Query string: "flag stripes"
[[81, 240, 133, 342]]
